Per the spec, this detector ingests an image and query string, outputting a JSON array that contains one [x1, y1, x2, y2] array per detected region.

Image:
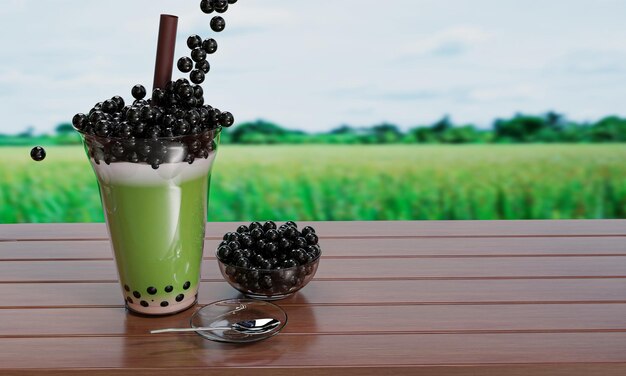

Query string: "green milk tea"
[[89, 150, 217, 315]]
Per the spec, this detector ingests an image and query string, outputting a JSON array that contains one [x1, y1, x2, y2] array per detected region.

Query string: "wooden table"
[[1, 221, 626, 375]]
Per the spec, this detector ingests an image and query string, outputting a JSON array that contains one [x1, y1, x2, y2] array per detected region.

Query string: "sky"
[[1, 0, 626, 134]]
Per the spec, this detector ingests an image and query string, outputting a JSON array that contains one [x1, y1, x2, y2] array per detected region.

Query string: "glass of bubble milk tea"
[[78, 123, 221, 315]]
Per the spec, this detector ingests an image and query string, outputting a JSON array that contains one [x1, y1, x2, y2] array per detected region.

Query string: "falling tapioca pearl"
[[191, 47, 207, 62], [210, 16, 226, 32], [196, 60, 210, 74], [30, 146, 46, 161], [200, 0, 214, 14], [183, 281, 191, 290], [190, 69, 205, 84], [202, 38, 217, 54], [176, 294, 185, 302], [177, 57, 193, 73], [187, 35, 202, 49]]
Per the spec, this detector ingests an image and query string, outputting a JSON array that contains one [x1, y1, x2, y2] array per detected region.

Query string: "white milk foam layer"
[[91, 153, 216, 186]]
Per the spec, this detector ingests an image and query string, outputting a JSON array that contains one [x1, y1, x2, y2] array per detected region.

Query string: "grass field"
[[1, 144, 625, 223]]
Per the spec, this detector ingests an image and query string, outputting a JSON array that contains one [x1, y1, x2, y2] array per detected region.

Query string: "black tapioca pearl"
[[183, 281, 191, 290], [133, 291, 141, 299], [140, 301, 149, 307], [247, 281, 262, 292], [165, 285, 173, 293], [260, 275, 273, 289], [160, 301, 169, 307], [124, 285, 130, 292], [147, 286, 157, 295], [176, 294, 184, 302], [235, 273, 248, 285], [126, 297, 133, 304], [225, 266, 236, 276]]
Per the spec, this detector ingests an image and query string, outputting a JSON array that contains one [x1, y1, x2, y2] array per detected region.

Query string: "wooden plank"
[[1, 279, 626, 308], [1, 333, 626, 369], [1, 256, 626, 283], [3, 364, 626, 376], [2, 220, 626, 241], [2, 237, 626, 260], [1, 304, 626, 337]]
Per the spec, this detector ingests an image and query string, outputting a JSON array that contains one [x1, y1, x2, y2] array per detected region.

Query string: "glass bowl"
[[190, 299, 287, 343], [216, 249, 321, 300]]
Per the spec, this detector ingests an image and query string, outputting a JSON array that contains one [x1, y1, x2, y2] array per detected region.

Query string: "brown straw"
[[152, 14, 179, 90]]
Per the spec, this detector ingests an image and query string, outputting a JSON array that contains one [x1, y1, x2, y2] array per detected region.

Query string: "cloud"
[[546, 50, 626, 76], [467, 84, 542, 102], [399, 26, 491, 58]]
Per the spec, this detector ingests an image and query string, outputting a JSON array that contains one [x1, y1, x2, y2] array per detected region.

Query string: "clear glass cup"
[[79, 129, 220, 315]]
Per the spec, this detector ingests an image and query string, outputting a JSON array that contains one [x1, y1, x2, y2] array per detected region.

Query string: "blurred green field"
[[1, 145, 625, 223]]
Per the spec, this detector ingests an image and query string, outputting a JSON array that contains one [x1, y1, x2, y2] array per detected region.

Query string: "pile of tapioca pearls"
[[31, 0, 239, 165]]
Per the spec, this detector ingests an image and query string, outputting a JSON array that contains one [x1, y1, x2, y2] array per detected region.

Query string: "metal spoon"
[[150, 318, 281, 335]]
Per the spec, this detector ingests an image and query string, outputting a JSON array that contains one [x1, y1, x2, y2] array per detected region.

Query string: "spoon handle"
[[151, 327, 230, 334]]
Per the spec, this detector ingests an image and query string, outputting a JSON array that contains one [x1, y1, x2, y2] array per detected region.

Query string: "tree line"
[[223, 112, 626, 144], [2, 112, 626, 146]]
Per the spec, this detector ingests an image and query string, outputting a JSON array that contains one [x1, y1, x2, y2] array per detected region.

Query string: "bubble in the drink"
[[30, 146, 46, 161]]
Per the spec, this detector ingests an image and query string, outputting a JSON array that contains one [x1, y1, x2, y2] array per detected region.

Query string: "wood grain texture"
[[2, 237, 626, 260], [1, 304, 626, 337], [1, 333, 626, 369], [1, 256, 625, 283], [3, 365, 626, 376], [2, 220, 626, 240], [1, 221, 625, 375], [2, 365, 626, 376], [2, 279, 626, 309]]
